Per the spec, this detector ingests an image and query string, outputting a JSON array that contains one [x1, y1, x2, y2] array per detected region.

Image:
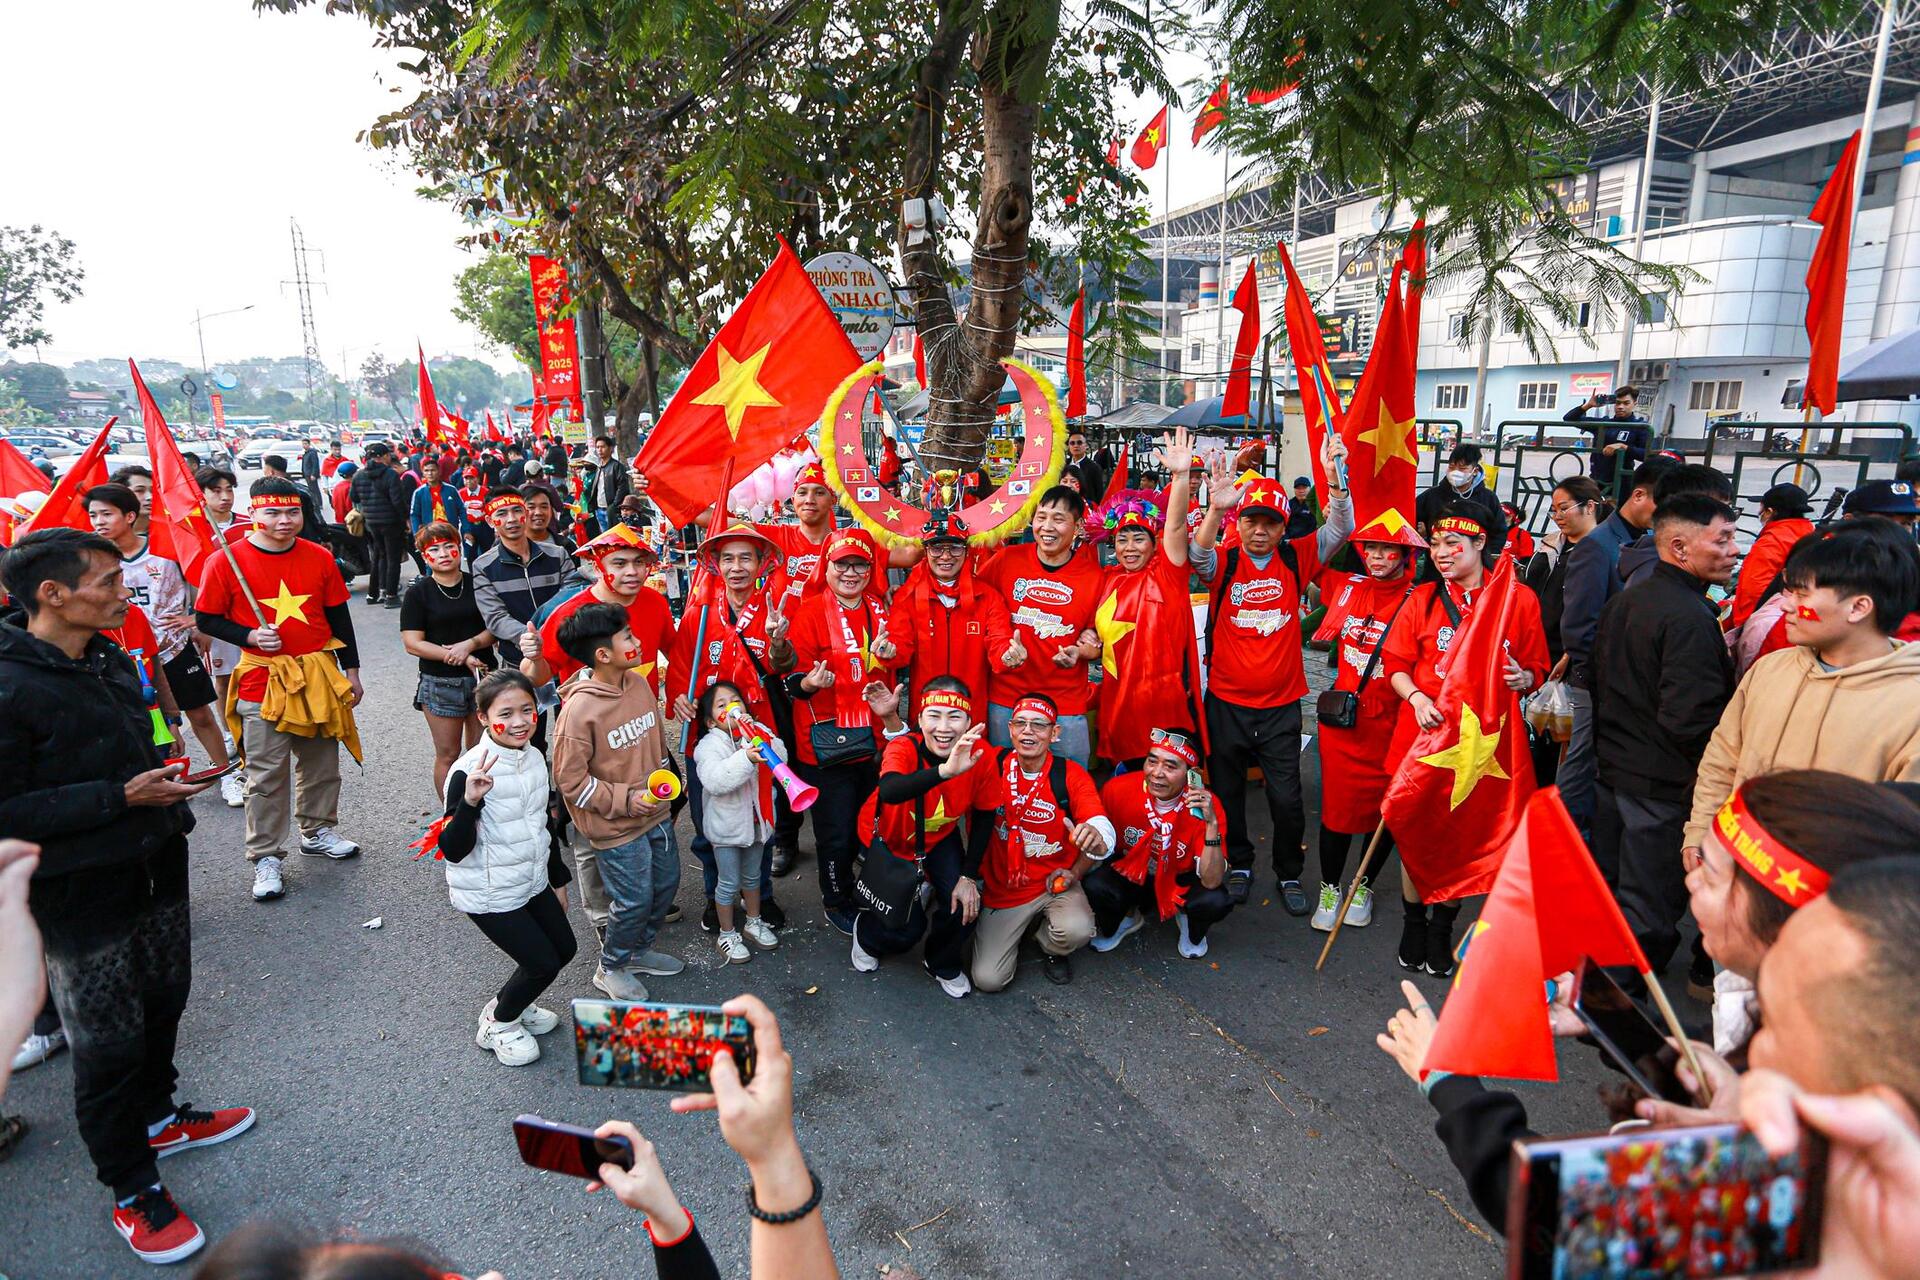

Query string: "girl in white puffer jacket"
[[433, 671, 577, 1066]]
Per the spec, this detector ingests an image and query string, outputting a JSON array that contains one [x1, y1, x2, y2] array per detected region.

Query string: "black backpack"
[[1204, 542, 1301, 645], [995, 747, 1075, 823]]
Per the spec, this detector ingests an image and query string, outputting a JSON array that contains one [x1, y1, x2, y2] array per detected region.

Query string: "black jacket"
[[349, 459, 411, 529], [1558, 511, 1643, 689], [583, 458, 632, 515], [0, 618, 193, 880], [1589, 561, 1735, 801], [1429, 1075, 1532, 1234], [1414, 476, 1506, 553]]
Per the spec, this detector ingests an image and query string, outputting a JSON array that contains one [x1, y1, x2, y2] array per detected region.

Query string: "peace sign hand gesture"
[[464, 751, 497, 804], [764, 601, 789, 646]]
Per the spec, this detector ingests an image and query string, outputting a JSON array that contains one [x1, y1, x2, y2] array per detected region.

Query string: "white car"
[[235, 436, 300, 471], [3, 431, 80, 458]]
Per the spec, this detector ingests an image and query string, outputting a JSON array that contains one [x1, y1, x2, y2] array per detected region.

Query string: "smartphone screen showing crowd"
[[512, 1115, 635, 1180], [572, 999, 756, 1091], [1506, 1122, 1826, 1279]]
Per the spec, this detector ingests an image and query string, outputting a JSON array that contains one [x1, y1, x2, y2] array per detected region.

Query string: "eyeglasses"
[[1149, 728, 1192, 751], [1009, 716, 1053, 732], [829, 560, 871, 572], [1549, 501, 1591, 516]]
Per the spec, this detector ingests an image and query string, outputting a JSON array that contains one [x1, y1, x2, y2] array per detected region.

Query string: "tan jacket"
[[551, 669, 672, 849], [1684, 641, 1920, 847]]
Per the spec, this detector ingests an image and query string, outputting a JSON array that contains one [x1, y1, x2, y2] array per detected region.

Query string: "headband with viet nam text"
[[1712, 787, 1831, 906]]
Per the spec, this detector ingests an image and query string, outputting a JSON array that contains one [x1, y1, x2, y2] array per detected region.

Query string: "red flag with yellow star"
[[1276, 241, 1340, 500], [1381, 555, 1537, 901], [636, 238, 861, 526], [1131, 105, 1170, 170], [131, 360, 218, 580], [1421, 788, 1648, 1082], [1338, 263, 1422, 549]]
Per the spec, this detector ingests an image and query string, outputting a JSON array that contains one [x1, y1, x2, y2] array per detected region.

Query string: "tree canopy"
[[0, 225, 85, 353]]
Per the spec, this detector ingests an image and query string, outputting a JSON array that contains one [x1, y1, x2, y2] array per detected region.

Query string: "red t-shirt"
[[757, 522, 832, 605], [537, 585, 676, 698], [1200, 534, 1324, 707], [979, 749, 1107, 908], [196, 536, 350, 702], [1314, 568, 1415, 717], [976, 543, 1106, 714], [856, 735, 998, 857], [668, 588, 781, 743], [784, 592, 892, 766], [1100, 773, 1226, 918]]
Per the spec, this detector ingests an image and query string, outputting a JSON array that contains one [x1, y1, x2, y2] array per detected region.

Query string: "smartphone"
[[170, 759, 243, 786], [511, 1114, 634, 1180], [1572, 958, 1694, 1106], [1506, 1122, 1826, 1279], [571, 999, 755, 1091], [1186, 767, 1210, 821]]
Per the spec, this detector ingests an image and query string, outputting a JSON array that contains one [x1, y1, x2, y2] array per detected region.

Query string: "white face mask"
[[1447, 469, 1475, 489]]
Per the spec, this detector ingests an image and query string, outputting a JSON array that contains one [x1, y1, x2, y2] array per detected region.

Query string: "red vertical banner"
[[349, 395, 359, 422], [209, 392, 227, 431], [528, 255, 583, 415]]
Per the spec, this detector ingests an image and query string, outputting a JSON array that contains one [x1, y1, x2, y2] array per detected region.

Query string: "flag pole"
[[679, 457, 736, 753], [1216, 139, 1229, 403], [1314, 819, 1388, 971], [1161, 138, 1173, 407], [1640, 966, 1714, 1104]]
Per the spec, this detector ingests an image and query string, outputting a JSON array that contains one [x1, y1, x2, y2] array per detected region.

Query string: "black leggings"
[[1316, 823, 1400, 889], [367, 524, 408, 597], [467, 890, 578, 1022]]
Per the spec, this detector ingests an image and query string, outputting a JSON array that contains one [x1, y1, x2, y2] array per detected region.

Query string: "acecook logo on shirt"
[[1011, 577, 1073, 608]]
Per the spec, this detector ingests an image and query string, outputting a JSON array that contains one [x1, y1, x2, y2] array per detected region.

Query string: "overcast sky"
[[3, 3, 1231, 377]]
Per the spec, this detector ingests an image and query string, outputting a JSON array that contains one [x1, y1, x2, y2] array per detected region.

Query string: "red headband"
[[1147, 728, 1199, 769], [251, 492, 303, 510], [484, 493, 526, 516], [1009, 696, 1057, 725], [921, 689, 973, 716], [1712, 787, 1831, 906], [1433, 514, 1485, 538]]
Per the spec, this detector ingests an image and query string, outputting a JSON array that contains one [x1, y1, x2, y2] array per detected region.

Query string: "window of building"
[[1517, 381, 1559, 411], [1189, 343, 1203, 364], [1435, 383, 1470, 411], [1688, 380, 1744, 412], [1447, 313, 1470, 342], [1640, 293, 1669, 324], [1576, 301, 1592, 330]]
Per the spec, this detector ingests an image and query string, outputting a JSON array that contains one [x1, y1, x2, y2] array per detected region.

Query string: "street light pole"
[[193, 304, 256, 429]]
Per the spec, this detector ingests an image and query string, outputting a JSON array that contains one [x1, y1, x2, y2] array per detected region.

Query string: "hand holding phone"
[[512, 1115, 635, 1180], [1571, 959, 1694, 1107], [580, 1118, 692, 1240]]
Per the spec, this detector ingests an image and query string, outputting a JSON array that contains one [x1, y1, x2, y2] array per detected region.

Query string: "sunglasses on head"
[[1149, 728, 1192, 751]]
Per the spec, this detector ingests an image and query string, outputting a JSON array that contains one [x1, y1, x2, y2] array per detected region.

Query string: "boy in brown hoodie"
[[551, 602, 683, 1001]]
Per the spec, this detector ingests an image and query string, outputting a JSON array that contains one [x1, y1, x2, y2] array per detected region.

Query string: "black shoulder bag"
[[855, 767, 929, 931], [808, 601, 880, 767], [1315, 585, 1416, 730]]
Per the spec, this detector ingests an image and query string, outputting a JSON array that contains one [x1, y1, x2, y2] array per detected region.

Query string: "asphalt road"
[[0, 585, 1671, 1280]]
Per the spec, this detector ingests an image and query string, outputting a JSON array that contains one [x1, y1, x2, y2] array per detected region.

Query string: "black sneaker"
[[383, 596, 403, 609], [663, 902, 682, 924], [1042, 952, 1073, 985], [1423, 918, 1457, 979], [770, 844, 796, 877], [1397, 912, 1428, 972], [1225, 868, 1252, 905], [1278, 879, 1310, 917], [824, 907, 857, 936], [700, 901, 718, 933], [761, 897, 786, 929]]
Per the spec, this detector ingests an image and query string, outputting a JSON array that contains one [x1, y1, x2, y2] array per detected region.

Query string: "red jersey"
[[1312, 567, 1415, 832], [196, 535, 350, 702], [1199, 533, 1324, 707], [757, 522, 832, 605], [459, 485, 488, 525], [979, 749, 1108, 908], [214, 514, 254, 546], [1314, 568, 1415, 712], [1378, 576, 1551, 701], [976, 543, 1105, 714], [536, 585, 675, 698], [856, 735, 998, 858], [887, 562, 1014, 707], [1100, 773, 1225, 919], [1092, 550, 1202, 763], [785, 591, 892, 766], [331, 478, 354, 523], [668, 588, 781, 743]]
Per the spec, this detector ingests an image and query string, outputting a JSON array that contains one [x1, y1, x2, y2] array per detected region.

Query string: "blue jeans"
[[595, 823, 680, 971], [1558, 686, 1597, 845], [687, 762, 773, 901], [712, 842, 761, 910], [986, 703, 1090, 767]]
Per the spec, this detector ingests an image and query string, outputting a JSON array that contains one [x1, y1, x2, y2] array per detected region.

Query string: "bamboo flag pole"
[[1641, 965, 1714, 1104], [1314, 818, 1389, 970]]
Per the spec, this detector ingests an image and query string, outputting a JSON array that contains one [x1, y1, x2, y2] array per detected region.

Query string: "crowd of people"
[[3, 405, 1920, 1275]]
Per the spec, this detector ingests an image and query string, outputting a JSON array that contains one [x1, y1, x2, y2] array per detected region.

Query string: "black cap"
[[1843, 479, 1920, 515], [1757, 483, 1812, 517], [366, 441, 393, 458]]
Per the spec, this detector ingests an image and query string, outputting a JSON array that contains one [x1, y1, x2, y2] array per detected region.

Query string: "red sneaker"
[[150, 1104, 256, 1158], [112, 1187, 205, 1264]]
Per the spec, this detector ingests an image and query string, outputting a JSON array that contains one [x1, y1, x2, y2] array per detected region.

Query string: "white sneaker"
[[935, 970, 972, 999], [476, 1015, 541, 1066], [1310, 882, 1341, 932], [741, 916, 778, 949], [850, 928, 879, 973], [251, 856, 285, 901], [219, 772, 246, 809], [483, 998, 558, 1035], [11, 1029, 66, 1072], [592, 966, 649, 1001], [1091, 910, 1145, 953], [1345, 878, 1374, 928], [1176, 912, 1209, 959], [298, 826, 360, 859], [718, 930, 751, 964]]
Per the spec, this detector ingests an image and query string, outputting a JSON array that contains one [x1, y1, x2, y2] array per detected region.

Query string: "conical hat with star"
[[1351, 505, 1425, 549]]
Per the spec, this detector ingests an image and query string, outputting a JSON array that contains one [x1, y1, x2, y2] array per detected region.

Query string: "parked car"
[[2, 431, 82, 458]]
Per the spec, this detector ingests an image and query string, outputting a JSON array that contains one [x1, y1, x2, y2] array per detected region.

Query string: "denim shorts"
[[414, 671, 477, 719]]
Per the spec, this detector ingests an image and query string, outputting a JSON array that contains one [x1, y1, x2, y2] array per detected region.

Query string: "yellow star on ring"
[[261, 580, 311, 626], [1415, 703, 1510, 809], [1092, 591, 1136, 678], [884, 505, 903, 523], [1775, 866, 1810, 899], [1358, 401, 1418, 474], [989, 498, 1007, 514], [691, 341, 781, 440], [923, 797, 959, 836]]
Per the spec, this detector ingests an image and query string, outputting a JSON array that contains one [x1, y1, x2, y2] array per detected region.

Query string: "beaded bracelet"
[[745, 1167, 823, 1225]]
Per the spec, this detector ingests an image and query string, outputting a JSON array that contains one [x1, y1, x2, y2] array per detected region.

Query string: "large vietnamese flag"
[[1381, 554, 1538, 901], [1422, 789, 1648, 1082], [0, 440, 49, 496], [635, 238, 862, 526], [131, 359, 219, 582], [1276, 241, 1342, 498], [1804, 130, 1861, 416], [1338, 263, 1421, 547], [21, 418, 115, 535], [1221, 260, 1261, 419]]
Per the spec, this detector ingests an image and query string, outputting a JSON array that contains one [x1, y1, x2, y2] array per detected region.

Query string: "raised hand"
[[868, 621, 896, 662], [764, 601, 789, 646], [1157, 425, 1196, 477], [1002, 634, 1028, 668], [799, 660, 835, 693], [862, 678, 903, 721], [1205, 451, 1240, 512], [464, 751, 497, 803], [940, 723, 987, 778]]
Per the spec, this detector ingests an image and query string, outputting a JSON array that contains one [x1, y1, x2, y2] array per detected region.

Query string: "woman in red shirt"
[[1380, 513, 1549, 976]]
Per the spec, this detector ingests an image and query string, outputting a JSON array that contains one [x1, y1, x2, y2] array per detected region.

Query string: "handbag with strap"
[[1315, 584, 1416, 730], [808, 599, 880, 766], [854, 783, 925, 930]]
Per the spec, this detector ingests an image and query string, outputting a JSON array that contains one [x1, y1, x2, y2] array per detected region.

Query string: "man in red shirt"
[[1191, 438, 1352, 913], [976, 486, 1105, 765], [193, 478, 363, 904], [887, 510, 1020, 711], [458, 466, 492, 556], [1086, 728, 1230, 958], [526, 522, 675, 700], [850, 676, 997, 998], [970, 694, 1113, 991]]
